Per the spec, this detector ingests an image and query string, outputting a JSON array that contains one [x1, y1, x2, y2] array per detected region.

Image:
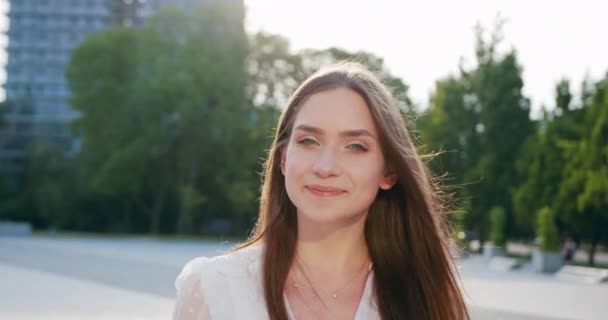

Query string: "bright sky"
[[244, 0, 608, 116]]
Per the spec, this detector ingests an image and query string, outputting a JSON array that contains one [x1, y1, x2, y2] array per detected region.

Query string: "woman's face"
[[282, 87, 395, 224]]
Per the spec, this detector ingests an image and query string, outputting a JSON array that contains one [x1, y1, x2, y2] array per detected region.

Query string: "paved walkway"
[[1, 236, 606, 319], [0, 263, 172, 320], [459, 255, 606, 320]]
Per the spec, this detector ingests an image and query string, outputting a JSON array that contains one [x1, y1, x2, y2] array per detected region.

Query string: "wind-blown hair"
[[239, 62, 469, 320]]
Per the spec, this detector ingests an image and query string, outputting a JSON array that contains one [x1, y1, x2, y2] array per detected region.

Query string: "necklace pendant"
[[332, 293, 337, 298]]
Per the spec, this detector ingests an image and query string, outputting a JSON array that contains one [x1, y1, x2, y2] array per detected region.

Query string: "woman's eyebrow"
[[294, 124, 377, 140]]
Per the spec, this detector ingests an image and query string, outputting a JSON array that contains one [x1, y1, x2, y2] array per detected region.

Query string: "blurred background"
[[0, 0, 606, 319]]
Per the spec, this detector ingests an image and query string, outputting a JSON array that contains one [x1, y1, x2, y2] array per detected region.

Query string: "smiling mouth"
[[305, 185, 346, 197]]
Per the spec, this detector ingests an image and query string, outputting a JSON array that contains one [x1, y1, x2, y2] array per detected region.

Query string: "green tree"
[[451, 201, 470, 250], [25, 143, 78, 229], [68, 3, 252, 235], [420, 21, 534, 242], [558, 74, 608, 264], [299, 47, 414, 112], [247, 32, 413, 112], [67, 26, 149, 230], [417, 76, 477, 201], [247, 32, 304, 108], [512, 74, 608, 265], [465, 23, 534, 241], [537, 206, 560, 252], [512, 79, 578, 236], [488, 206, 506, 247]]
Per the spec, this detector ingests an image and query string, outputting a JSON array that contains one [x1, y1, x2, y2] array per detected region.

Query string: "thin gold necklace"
[[291, 271, 325, 320], [293, 257, 330, 310], [294, 253, 370, 300]]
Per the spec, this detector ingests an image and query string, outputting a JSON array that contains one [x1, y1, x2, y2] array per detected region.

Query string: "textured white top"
[[173, 245, 380, 320]]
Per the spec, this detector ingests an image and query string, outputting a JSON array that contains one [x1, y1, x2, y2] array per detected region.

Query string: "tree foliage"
[[2, 10, 605, 260], [419, 21, 534, 242], [537, 206, 560, 252]]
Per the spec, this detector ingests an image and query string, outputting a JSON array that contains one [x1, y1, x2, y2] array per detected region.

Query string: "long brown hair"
[[239, 62, 469, 320]]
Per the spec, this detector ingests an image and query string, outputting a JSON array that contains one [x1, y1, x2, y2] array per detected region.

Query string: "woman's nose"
[[312, 147, 341, 178]]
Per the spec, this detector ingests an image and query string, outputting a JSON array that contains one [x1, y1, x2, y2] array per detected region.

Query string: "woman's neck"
[[294, 211, 370, 274]]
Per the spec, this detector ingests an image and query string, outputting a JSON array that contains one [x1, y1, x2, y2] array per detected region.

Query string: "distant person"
[[173, 62, 470, 319], [562, 236, 576, 262]]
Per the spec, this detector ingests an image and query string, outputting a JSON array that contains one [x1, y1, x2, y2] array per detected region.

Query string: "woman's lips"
[[305, 185, 346, 197]]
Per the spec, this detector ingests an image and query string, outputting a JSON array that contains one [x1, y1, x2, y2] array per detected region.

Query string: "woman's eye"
[[348, 143, 368, 152], [297, 138, 318, 145]]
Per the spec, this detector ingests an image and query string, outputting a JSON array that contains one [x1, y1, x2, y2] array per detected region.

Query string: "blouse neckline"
[[283, 263, 374, 320]]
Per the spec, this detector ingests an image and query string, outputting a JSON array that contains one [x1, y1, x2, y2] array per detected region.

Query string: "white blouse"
[[173, 245, 380, 320]]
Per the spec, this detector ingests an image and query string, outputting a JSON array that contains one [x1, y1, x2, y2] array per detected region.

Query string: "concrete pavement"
[[0, 263, 172, 320], [1, 236, 605, 319]]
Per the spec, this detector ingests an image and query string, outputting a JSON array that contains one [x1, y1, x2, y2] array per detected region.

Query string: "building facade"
[[1, 0, 112, 173], [0, 0, 237, 173]]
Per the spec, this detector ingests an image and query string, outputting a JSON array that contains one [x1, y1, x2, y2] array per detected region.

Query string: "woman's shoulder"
[[176, 245, 263, 289], [174, 245, 266, 319]]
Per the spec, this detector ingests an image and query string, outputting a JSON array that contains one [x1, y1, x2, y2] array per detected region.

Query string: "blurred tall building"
[[0, 0, 239, 174]]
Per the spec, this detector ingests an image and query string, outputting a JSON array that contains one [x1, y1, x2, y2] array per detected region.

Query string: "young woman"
[[173, 62, 470, 320]]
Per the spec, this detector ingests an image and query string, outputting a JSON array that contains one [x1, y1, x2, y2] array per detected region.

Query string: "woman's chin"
[[296, 209, 366, 225]]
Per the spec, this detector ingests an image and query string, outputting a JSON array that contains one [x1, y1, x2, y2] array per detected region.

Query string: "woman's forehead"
[[292, 88, 378, 135]]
